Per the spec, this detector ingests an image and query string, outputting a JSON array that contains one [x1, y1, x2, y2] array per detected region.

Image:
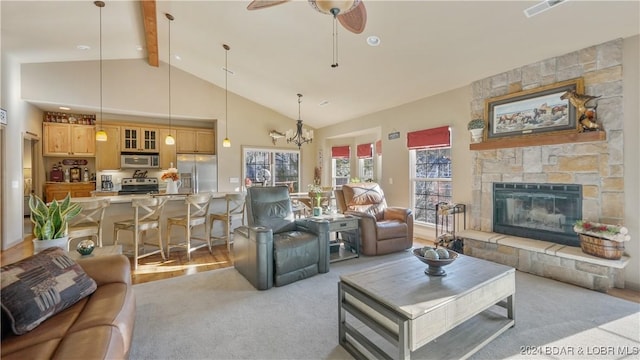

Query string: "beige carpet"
[[130, 251, 639, 359]]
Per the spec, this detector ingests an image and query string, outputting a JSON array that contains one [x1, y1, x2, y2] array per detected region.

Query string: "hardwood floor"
[[2, 236, 638, 303]]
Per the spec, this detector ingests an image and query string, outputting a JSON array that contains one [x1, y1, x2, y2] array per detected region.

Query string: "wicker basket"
[[579, 234, 624, 260]]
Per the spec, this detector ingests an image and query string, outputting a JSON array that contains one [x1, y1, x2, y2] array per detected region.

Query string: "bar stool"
[[166, 193, 213, 261], [68, 198, 111, 250], [113, 197, 167, 270], [209, 193, 246, 252]]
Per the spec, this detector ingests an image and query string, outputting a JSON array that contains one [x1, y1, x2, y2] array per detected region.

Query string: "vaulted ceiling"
[[2, 1, 639, 128]]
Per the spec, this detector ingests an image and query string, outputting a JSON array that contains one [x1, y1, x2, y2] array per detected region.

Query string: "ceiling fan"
[[247, 0, 367, 34]]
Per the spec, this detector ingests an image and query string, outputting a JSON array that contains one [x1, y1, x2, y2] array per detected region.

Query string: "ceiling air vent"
[[524, 0, 569, 18]]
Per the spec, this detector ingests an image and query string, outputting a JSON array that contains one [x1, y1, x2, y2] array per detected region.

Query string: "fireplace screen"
[[493, 183, 582, 246]]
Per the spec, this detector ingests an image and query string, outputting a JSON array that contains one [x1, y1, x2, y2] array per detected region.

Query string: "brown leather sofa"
[[335, 182, 413, 256], [1, 254, 136, 360]]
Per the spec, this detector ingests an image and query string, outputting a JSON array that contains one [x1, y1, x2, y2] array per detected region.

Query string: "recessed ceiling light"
[[174, 54, 181, 61], [59, 106, 71, 111], [319, 100, 330, 106], [77, 45, 91, 50], [136, 45, 143, 51], [366, 36, 381, 47]]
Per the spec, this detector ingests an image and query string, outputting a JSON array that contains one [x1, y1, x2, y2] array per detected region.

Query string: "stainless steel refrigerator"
[[176, 154, 217, 193]]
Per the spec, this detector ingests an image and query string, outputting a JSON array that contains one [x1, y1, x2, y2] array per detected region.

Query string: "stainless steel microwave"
[[120, 153, 160, 169]]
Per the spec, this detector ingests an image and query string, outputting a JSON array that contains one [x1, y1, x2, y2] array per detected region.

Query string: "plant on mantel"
[[467, 119, 485, 130]]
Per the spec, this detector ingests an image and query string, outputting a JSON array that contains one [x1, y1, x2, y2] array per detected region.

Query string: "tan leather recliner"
[[335, 182, 413, 256]]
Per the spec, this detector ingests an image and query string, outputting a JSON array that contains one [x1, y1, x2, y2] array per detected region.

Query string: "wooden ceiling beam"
[[141, 0, 159, 67]]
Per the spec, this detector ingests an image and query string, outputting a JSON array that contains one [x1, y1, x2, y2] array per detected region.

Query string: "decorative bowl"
[[76, 240, 95, 256], [412, 247, 459, 276]]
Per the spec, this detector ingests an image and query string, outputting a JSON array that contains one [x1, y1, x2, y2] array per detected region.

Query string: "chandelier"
[[286, 94, 313, 149]]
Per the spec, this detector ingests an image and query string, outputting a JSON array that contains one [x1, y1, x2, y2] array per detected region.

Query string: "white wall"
[[1, 55, 43, 249]]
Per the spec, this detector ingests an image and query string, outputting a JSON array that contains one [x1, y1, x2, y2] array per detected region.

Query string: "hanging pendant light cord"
[[222, 44, 231, 147], [225, 45, 228, 140], [331, 9, 339, 68], [168, 14, 172, 132], [99, 2, 103, 127]]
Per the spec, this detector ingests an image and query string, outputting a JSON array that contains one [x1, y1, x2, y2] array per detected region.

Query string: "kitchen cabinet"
[[176, 129, 215, 154], [43, 123, 95, 156], [45, 182, 96, 202], [96, 125, 121, 170], [159, 128, 177, 169], [121, 126, 159, 152]]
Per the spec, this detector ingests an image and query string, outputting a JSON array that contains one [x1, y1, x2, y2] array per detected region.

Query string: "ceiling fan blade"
[[247, 0, 290, 10], [338, 1, 366, 34]]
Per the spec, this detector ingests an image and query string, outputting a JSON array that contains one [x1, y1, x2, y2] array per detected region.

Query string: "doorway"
[[23, 135, 38, 239]]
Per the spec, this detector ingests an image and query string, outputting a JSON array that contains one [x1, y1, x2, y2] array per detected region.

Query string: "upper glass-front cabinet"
[[121, 126, 158, 152]]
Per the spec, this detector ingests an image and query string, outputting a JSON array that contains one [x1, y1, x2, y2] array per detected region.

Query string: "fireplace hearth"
[[493, 183, 582, 247]]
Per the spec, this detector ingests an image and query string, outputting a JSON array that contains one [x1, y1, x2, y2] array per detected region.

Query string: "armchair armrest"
[[76, 254, 131, 286], [384, 207, 412, 222], [233, 225, 274, 290], [295, 218, 331, 273]]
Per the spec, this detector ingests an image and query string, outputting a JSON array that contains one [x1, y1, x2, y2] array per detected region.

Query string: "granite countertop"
[[71, 191, 236, 204]]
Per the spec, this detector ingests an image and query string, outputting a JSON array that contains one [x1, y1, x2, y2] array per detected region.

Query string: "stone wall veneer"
[[469, 39, 624, 232]]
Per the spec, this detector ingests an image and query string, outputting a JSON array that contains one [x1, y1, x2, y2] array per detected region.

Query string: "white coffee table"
[[68, 244, 123, 260], [339, 254, 515, 359]]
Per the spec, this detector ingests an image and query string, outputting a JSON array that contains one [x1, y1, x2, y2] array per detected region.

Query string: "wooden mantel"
[[469, 130, 606, 150]]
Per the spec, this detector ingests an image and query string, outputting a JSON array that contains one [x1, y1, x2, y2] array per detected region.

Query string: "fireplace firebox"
[[493, 183, 582, 246]]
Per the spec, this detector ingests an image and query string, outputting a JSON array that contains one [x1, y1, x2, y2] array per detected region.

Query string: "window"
[[357, 143, 373, 181], [333, 159, 350, 187], [243, 147, 300, 191], [331, 146, 350, 187], [359, 158, 373, 181], [407, 126, 452, 226]]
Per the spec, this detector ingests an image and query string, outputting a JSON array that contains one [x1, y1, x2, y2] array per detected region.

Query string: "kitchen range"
[[118, 178, 159, 195]]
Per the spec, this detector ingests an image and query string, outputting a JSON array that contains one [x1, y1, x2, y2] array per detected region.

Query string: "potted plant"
[[29, 193, 82, 253], [467, 119, 485, 143]]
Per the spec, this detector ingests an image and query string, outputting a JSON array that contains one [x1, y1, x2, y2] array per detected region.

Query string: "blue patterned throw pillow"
[[0, 247, 97, 335]]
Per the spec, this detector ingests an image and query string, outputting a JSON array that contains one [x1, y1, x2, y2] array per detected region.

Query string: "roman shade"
[[357, 143, 372, 158], [406, 126, 451, 149], [331, 146, 350, 158]]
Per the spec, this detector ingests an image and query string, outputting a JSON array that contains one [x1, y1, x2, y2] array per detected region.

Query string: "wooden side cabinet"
[[176, 129, 215, 154], [43, 123, 95, 156], [96, 125, 121, 170], [44, 182, 96, 202]]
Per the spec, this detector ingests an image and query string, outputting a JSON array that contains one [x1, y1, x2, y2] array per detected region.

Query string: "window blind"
[[331, 146, 350, 158], [406, 126, 450, 149]]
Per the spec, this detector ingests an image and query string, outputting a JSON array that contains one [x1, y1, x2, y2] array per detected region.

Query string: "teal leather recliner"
[[233, 186, 331, 290]]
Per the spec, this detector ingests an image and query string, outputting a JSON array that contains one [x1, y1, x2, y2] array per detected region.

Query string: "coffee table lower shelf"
[[341, 303, 514, 360]]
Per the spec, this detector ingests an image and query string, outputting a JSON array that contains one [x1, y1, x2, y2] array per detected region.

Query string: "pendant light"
[[94, 1, 108, 142], [164, 13, 176, 145], [222, 44, 231, 148]]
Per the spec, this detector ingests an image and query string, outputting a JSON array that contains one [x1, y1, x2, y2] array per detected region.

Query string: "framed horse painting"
[[485, 78, 583, 140]]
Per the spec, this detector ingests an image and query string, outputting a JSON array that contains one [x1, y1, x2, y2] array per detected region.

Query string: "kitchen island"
[[70, 192, 239, 249]]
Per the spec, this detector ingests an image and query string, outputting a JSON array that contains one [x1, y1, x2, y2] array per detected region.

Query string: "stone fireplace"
[[457, 39, 629, 292]]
